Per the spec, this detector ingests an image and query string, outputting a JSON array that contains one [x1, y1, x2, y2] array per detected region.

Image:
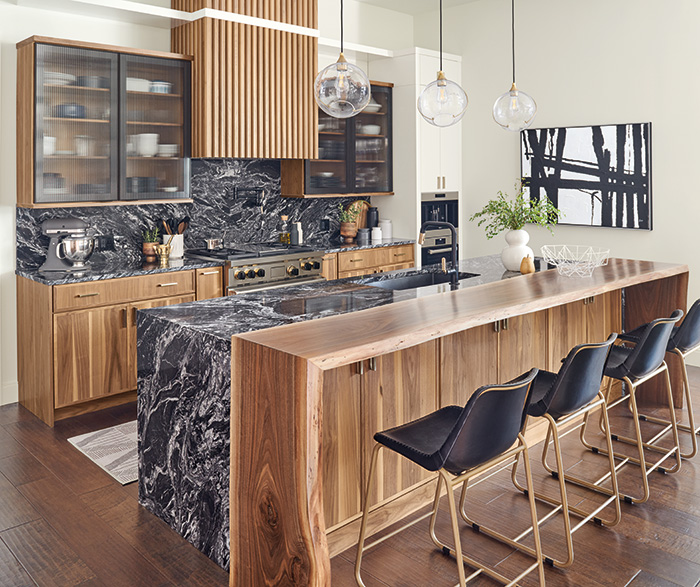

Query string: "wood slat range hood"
[[171, 0, 318, 159]]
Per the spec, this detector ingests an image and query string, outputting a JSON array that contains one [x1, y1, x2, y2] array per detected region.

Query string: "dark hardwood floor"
[[1, 370, 700, 586]]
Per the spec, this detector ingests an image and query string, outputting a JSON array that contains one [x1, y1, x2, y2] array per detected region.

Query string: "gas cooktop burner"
[[187, 243, 316, 261]]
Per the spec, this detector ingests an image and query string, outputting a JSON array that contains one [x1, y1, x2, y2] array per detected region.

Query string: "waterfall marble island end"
[[135, 255, 688, 585]]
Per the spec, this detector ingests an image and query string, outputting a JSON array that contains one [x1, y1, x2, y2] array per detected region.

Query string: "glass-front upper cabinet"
[[353, 84, 392, 193], [35, 44, 119, 203], [121, 54, 191, 200], [17, 37, 191, 206]]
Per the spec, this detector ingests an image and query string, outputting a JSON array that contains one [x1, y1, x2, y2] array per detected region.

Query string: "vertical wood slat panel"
[[173, 0, 313, 26]]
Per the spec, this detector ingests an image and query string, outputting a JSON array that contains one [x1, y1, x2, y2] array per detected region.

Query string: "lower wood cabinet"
[[195, 267, 223, 300], [17, 269, 211, 426], [329, 244, 415, 279]]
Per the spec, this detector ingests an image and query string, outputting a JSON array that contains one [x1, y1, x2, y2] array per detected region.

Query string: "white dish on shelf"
[[317, 172, 334, 178], [360, 124, 381, 135], [126, 77, 150, 93], [45, 72, 76, 85], [160, 186, 179, 193], [364, 104, 381, 113]]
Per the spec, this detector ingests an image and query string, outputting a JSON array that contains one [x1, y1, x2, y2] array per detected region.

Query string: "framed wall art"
[[521, 122, 652, 230]]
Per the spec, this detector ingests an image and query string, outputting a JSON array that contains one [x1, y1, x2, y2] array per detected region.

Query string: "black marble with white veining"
[[136, 255, 552, 569], [17, 158, 362, 270]]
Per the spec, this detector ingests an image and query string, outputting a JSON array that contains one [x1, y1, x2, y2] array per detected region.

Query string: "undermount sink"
[[364, 271, 479, 291]]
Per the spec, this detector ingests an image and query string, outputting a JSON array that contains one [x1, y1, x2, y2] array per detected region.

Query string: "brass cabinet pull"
[[369, 357, 377, 371], [393, 252, 406, 257], [442, 176, 446, 189], [200, 270, 219, 275], [133, 307, 138, 326], [123, 308, 128, 328], [349, 259, 363, 263], [502, 318, 509, 330], [437, 176, 440, 189], [582, 296, 595, 305], [494, 321, 501, 333], [357, 361, 365, 376], [76, 292, 99, 298], [157, 282, 178, 287]]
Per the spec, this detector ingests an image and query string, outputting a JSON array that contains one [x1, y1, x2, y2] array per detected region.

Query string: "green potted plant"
[[142, 227, 161, 263], [338, 202, 360, 243], [469, 184, 561, 271]]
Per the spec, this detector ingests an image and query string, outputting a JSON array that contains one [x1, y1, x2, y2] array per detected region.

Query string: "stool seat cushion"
[[374, 406, 463, 472]]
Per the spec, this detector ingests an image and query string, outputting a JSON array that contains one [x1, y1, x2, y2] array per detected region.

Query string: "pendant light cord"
[[340, 0, 344, 53], [439, 0, 443, 71], [511, 0, 516, 84]]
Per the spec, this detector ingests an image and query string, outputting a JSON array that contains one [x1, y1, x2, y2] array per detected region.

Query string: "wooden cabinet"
[[281, 83, 394, 198], [17, 269, 202, 426], [195, 267, 223, 300], [331, 244, 415, 279], [16, 36, 191, 207], [321, 341, 438, 529]]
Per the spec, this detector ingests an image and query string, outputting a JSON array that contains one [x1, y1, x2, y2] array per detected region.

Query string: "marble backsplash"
[[17, 158, 359, 270]]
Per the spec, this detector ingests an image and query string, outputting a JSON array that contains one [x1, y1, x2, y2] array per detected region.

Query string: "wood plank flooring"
[[0, 370, 699, 586]]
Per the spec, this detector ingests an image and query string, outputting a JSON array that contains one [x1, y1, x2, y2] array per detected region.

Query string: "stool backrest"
[[539, 334, 617, 420], [441, 368, 538, 476], [624, 310, 683, 380], [672, 299, 700, 354]]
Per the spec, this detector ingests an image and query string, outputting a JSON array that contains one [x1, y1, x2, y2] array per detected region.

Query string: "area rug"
[[67, 420, 138, 485]]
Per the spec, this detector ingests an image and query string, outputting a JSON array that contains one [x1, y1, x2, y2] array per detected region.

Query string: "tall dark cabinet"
[[281, 81, 393, 198], [17, 36, 191, 207]]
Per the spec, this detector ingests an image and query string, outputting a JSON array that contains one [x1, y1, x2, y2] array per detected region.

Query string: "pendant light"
[[417, 0, 468, 127], [314, 0, 371, 118], [493, 0, 537, 131]]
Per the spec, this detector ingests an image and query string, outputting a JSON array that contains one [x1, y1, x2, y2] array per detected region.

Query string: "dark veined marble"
[[17, 158, 361, 270]]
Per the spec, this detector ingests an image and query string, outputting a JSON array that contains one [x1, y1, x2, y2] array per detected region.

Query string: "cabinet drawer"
[[54, 270, 195, 312], [386, 245, 414, 266], [337, 248, 387, 273]]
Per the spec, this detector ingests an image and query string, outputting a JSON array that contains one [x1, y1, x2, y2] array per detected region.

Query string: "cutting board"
[[346, 200, 371, 228]]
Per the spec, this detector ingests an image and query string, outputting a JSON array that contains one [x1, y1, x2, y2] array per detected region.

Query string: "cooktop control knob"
[[246, 269, 256, 279], [256, 268, 266, 277], [287, 265, 299, 276], [313, 261, 321, 270], [302, 261, 313, 271], [234, 269, 246, 280]]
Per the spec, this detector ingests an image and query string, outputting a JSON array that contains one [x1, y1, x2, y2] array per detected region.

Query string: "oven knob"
[[256, 268, 266, 277], [313, 261, 320, 270], [302, 262, 313, 271], [234, 269, 246, 280], [246, 269, 256, 279], [287, 265, 299, 276]]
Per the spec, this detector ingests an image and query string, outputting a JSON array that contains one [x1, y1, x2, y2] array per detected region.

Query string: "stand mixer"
[[39, 217, 94, 272]]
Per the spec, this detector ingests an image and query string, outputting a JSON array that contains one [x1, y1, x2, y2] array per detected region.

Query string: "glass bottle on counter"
[[278, 215, 291, 244]]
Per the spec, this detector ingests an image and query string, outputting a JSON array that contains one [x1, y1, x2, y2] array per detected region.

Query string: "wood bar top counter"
[[229, 257, 688, 586]]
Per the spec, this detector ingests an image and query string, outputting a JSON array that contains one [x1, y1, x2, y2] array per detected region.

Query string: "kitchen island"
[[136, 255, 688, 582]]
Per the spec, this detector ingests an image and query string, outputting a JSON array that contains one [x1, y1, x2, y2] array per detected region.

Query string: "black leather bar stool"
[[508, 335, 620, 569], [581, 310, 684, 504], [617, 299, 700, 459], [355, 369, 545, 587]]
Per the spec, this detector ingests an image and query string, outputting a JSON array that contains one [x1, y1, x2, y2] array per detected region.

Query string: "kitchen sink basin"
[[364, 271, 479, 291]]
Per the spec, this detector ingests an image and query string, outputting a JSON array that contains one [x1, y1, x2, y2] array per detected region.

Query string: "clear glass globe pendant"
[[314, 53, 371, 118], [418, 71, 468, 127], [493, 82, 537, 131]]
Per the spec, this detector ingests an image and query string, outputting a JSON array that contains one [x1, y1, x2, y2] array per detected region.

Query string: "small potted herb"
[[338, 202, 360, 243], [142, 227, 161, 263], [469, 184, 561, 271]]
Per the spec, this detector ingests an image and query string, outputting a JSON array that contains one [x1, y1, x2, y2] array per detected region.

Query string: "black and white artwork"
[[521, 123, 652, 230]]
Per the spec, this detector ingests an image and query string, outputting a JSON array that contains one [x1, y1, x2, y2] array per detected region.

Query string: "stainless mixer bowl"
[[61, 235, 95, 267]]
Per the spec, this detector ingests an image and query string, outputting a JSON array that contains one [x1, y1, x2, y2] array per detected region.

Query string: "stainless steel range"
[[187, 243, 325, 294]]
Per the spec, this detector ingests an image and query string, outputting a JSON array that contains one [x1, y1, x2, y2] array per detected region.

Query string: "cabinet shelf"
[[44, 155, 109, 159], [357, 134, 385, 138], [313, 159, 345, 163], [127, 156, 181, 160], [44, 117, 109, 123], [126, 91, 182, 98], [356, 160, 386, 164], [44, 84, 110, 92], [319, 131, 344, 136], [126, 121, 183, 127]]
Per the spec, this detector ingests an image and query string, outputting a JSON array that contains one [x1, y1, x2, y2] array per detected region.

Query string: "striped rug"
[[67, 420, 138, 485]]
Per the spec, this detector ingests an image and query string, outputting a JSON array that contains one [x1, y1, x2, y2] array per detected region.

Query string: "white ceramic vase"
[[501, 229, 534, 271]]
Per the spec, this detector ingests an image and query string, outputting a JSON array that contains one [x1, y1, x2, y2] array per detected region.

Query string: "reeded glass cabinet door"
[[121, 54, 191, 200], [354, 84, 392, 193], [35, 44, 119, 203]]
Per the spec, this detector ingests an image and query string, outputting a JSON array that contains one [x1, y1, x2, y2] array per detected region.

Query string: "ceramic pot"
[[340, 221, 358, 244], [142, 242, 158, 263], [501, 229, 534, 271]]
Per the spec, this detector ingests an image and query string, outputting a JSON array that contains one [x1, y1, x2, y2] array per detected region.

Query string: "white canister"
[[164, 234, 184, 259], [44, 136, 56, 157], [378, 219, 392, 239], [371, 226, 383, 241], [137, 133, 159, 157]]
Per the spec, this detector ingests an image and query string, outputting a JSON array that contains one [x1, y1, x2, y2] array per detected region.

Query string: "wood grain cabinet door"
[[126, 294, 196, 389], [362, 341, 439, 507], [195, 267, 223, 300], [53, 305, 131, 408], [498, 311, 549, 383]]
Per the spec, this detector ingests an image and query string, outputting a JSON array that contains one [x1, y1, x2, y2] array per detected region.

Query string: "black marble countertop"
[[15, 256, 224, 286], [140, 255, 548, 341], [16, 238, 415, 286]]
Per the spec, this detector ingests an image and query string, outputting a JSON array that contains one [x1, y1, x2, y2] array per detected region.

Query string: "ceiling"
[[353, 0, 478, 16]]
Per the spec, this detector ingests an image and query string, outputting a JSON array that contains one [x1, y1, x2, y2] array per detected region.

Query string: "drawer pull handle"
[[76, 292, 99, 298], [200, 271, 219, 275], [349, 259, 363, 263], [394, 253, 406, 257], [157, 282, 178, 287]]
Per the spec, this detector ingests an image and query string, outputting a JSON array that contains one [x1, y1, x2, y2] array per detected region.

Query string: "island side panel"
[[230, 337, 330, 587], [624, 271, 689, 406], [137, 312, 232, 569]]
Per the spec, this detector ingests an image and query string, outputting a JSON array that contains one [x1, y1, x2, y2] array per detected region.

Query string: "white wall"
[[415, 0, 700, 363], [0, 3, 170, 406]]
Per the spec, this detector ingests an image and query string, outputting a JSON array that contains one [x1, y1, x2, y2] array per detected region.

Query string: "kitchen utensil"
[[205, 238, 223, 250], [160, 186, 179, 193], [150, 80, 173, 93], [45, 72, 76, 86], [364, 103, 381, 113], [318, 171, 334, 178], [154, 243, 171, 266], [164, 234, 184, 258], [177, 220, 187, 234], [39, 217, 90, 272], [157, 144, 179, 157], [44, 136, 56, 156], [54, 103, 86, 119], [161, 218, 172, 236], [126, 77, 150, 92], [76, 75, 109, 89], [136, 133, 159, 157], [60, 235, 95, 268]]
